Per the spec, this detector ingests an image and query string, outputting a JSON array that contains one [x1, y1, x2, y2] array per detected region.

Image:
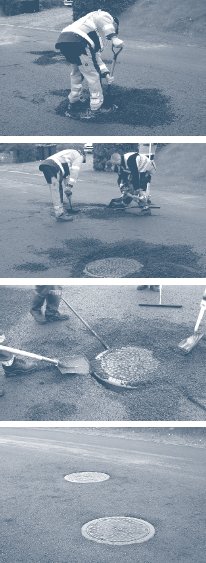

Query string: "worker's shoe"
[[45, 312, 70, 323], [3, 358, 37, 376], [79, 105, 115, 121], [137, 286, 149, 290], [56, 213, 73, 222], [65, 100, 87, 117], [149, 286, 160, 291], [30, 309, 46, 324]]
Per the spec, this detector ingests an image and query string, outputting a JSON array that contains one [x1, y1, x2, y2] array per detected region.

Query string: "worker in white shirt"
[[55, 9, 124, 118], [39, 147, 86, 222]]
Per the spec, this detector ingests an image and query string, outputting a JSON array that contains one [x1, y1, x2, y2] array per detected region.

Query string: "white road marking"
[[0, 23, 58, 33]]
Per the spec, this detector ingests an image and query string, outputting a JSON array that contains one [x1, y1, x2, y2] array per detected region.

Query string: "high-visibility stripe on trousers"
[[68, 47, 103, 111]]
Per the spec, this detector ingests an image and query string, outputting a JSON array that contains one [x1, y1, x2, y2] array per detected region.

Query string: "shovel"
[[178, 304, 205, 354], [0, 345, 90, 376], [104, 44, 123, 110]]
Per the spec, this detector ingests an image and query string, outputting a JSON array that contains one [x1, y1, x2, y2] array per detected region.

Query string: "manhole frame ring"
[[81, 516, 155, 545]]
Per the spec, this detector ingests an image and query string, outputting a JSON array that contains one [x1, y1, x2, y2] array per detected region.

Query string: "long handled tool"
[[178, 304, 205, 354], [104, 45, 123, 110], [61, 297, 109, 350], [0, 345, 90, 376], [139, 285, 182, 308]]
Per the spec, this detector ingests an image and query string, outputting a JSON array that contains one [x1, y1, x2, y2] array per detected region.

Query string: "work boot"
[[149, 286, 160, 291], [30, 309, 46, 324], [65, 100, 87, 117], [136, 286, 149, 290], [3, 357, 37, 376], [79, 105, 116, 121], [45, 312, 70, 323], [56, 213, 73, 222]]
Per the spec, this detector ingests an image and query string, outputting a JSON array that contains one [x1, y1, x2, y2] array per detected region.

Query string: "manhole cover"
[[81, 516, 155, 545], [64, 472, 110, 483], [92, 346, 159, 388], [84, 258, 143, 278]]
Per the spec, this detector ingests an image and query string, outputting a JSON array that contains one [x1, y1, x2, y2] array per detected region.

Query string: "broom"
[[139, 285, 182, 308]]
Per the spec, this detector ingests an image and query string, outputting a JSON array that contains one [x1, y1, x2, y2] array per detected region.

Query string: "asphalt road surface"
[[0, 6, 205, 135], [0, 285, 206, 420], [0, 151, 206, 278], [0, 428, 205, 563]]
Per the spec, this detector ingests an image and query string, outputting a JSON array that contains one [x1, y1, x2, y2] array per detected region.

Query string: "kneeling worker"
[[39, 147, 86, 221], [109, 150, 156, 209]]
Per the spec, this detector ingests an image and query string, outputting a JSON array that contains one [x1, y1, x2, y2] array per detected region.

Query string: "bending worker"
[[39, 147, 86, 222], [109, 150, 157, 209], [55, 9, 124, 118]]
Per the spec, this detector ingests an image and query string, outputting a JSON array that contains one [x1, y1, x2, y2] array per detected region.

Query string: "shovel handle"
[[194, 305, 205, 333], [61, 297, 109, 350], [0, 345, 58, 366]]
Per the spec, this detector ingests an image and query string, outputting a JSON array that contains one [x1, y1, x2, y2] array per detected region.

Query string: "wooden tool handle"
[[0, 345, 58, 365]]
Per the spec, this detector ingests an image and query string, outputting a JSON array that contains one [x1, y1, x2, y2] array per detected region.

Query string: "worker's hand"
[[106, 75, 114, 85], [112, 37, 124, 49], [200, 298, 206, 310]]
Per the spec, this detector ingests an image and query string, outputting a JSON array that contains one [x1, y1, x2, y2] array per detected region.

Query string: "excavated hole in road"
[[54, 85, 174, 127], [81, 516, 155, 545], [64, 472, 110, 483]]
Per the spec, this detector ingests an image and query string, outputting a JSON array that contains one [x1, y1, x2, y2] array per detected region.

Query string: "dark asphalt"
[[0, 6, 205, 134], [0, 146, 206, 278], [0, 285, 206, 420], [0, 428, 205, 563]]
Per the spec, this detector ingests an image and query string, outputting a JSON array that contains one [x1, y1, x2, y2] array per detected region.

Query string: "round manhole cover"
[[64, 472, 110, 483], [81, 516, 155, 545], [84, 258, 143, 278], [92, 346, 159, 388]]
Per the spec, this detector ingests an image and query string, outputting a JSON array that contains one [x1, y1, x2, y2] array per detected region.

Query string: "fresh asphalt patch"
[[54, 85, 175, 127], [30, 237, 204, 278], [3, 315, 206, 421], [29, 50, 64, 65]]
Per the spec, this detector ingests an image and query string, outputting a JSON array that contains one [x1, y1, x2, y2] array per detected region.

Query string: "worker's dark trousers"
[[31, 287, 61, 318]]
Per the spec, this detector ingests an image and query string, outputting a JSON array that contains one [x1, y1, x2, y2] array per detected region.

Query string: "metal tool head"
[[57, 354, 90, 375], [178, 333, 204, 354]]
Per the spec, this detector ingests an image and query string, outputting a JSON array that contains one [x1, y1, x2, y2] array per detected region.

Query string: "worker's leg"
[[45, 288, 69, 322], [68, 64, 84, 104], [79, 49, 103, 111]]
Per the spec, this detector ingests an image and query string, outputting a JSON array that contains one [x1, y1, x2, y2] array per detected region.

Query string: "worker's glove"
[[200, 298, 206, 310], [64, 186, 73, 199], [0, 334, 6, 344], [112, 37, 124, 49], [106, 74, 114, 85], [48, 286, 62, 297]]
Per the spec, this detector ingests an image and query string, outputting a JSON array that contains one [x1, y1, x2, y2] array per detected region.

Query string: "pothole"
[[92, 346, 159, 388], [64, 472, 110, 483], [81, 516, 155, 545], [84, 257, 143, 277]]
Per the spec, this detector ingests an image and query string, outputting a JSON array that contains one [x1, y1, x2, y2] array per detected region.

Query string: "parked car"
[[84, 143, 94, 154]]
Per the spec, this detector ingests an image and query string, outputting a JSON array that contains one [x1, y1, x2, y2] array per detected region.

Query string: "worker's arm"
[[68, 155, 83, 188]]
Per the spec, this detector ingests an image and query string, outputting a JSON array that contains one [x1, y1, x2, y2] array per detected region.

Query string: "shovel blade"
[[178, 333, 204, 354], [58, 355, 90, 375]]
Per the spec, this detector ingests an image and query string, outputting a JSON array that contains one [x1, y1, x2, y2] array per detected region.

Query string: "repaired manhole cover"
[[81, 516, 155, 545], [92, 346, 159, 388], [64, 472, 110, 483], [84, 258, 143, 278]]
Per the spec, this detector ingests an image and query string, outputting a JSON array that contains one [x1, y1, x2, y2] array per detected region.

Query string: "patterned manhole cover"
[[64, 472, 110, 483], [84, 258, 143, 278], [92, 346, 159, 388], [81, 516, 155, 545]]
